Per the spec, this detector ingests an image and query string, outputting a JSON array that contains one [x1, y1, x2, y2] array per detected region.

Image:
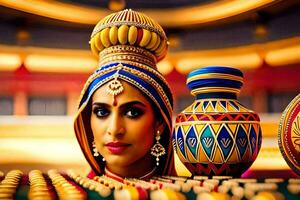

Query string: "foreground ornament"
[[278, 93, 300, 176], [173, 66, 262, 176]]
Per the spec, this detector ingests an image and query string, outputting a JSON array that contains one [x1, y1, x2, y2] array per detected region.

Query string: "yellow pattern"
[[242, 123, 250, 133], [216, 102, 226, 112], [227, 123, 238, 136], [182, 125, 191, 134], [198, 144, 210, 163], [195, 124, 206, 135], [176, 145, 187, 162], [186, 99, 259, 113], [186, 146, 198, 162], [238, 104, 249, 112], [227, 147, 239, 163], [184, 104, 194, 113], [227, 102, 238, 112], [291, 114, 300, 153], [211, 124, 222, 135], [213, 147, 224, 164], [194, 102, 204, 112], [205, 102, 215, 112]]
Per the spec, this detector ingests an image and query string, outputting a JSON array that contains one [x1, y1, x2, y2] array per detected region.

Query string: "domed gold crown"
[[89, 9, 168, 68]]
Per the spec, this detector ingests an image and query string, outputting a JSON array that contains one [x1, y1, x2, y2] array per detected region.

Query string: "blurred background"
[[1, 0, 300, 176]]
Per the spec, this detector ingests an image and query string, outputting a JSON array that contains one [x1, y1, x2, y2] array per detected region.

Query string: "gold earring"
[[92, 141, 99, 157], [151, 130, 166, 166]]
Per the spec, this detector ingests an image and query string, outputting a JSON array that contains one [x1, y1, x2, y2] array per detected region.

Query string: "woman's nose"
[[106, 113, 125, 137]]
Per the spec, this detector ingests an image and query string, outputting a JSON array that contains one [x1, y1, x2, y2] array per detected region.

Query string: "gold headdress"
[[89, 9, 168, 66]]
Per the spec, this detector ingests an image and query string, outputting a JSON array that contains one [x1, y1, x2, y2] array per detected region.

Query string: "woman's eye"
[[93, 108, 109, 118], [125, 107, 143, 118]]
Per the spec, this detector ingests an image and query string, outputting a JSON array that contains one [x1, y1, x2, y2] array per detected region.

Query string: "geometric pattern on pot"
[[174, 122, 261, 164], [176, 112, 260, 123], [184, 99, 250, 113]]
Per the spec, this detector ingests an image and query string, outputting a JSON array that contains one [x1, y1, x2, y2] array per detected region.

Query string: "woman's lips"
[[105, 142, 130, 154]]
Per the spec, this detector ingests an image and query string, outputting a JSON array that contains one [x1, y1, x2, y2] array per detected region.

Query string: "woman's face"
[[90, 80, 159, 169]]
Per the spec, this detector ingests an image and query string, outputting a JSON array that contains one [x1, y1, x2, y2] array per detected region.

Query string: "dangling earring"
[[151, 130, 166, 166], [92, 141, 99, 157]]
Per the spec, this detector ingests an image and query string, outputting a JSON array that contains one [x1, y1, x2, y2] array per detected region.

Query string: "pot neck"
[[195, 92, 237, 100]]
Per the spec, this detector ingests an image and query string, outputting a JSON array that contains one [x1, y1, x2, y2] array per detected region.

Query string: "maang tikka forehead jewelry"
[[106, 64, 124, 106], [106, 64, 124, 96]]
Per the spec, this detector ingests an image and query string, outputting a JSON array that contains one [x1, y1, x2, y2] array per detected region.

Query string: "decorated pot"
[[278, 93, 300, 176], [172, 66, 262, 176]]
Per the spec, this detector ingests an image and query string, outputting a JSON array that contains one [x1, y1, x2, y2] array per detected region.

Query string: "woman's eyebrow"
[[92, 102, 109, 107], [119, 101, 147, 109], [92, 101, 146, 108]]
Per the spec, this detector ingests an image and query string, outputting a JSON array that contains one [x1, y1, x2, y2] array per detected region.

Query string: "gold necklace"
[[138, 167, 157, 180], [104, 166, 157, 181]]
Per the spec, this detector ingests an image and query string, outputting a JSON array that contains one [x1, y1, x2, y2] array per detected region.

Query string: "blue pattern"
[[176, 127, 186, 158], [217, 126, 233, 160], [236, 125, 248, 158], [186, 126, 198, 158], [200, 125, 215, 159], [249, 125, 257, 155], [188, 66, 243, 78]]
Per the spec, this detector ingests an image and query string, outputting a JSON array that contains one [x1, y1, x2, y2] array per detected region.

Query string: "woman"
[[74, 9, 176, 180]]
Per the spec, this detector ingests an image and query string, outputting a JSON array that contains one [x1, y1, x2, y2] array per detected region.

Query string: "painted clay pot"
[[172, 66, 262, 176], [278, 93, 300, 176]]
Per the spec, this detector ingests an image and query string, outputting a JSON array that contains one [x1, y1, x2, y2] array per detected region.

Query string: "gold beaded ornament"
[[90, 9, 168, 61]]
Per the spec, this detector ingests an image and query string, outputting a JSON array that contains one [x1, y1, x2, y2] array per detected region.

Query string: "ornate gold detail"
[[191, 87, 241, 96], [106, 64, 124, 96], [89, 9, 168, 62], [99, 45, 157, 68], [151, 132, 166, 166], [292, 114, 300, 153], [91, 9, 166, 40]]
